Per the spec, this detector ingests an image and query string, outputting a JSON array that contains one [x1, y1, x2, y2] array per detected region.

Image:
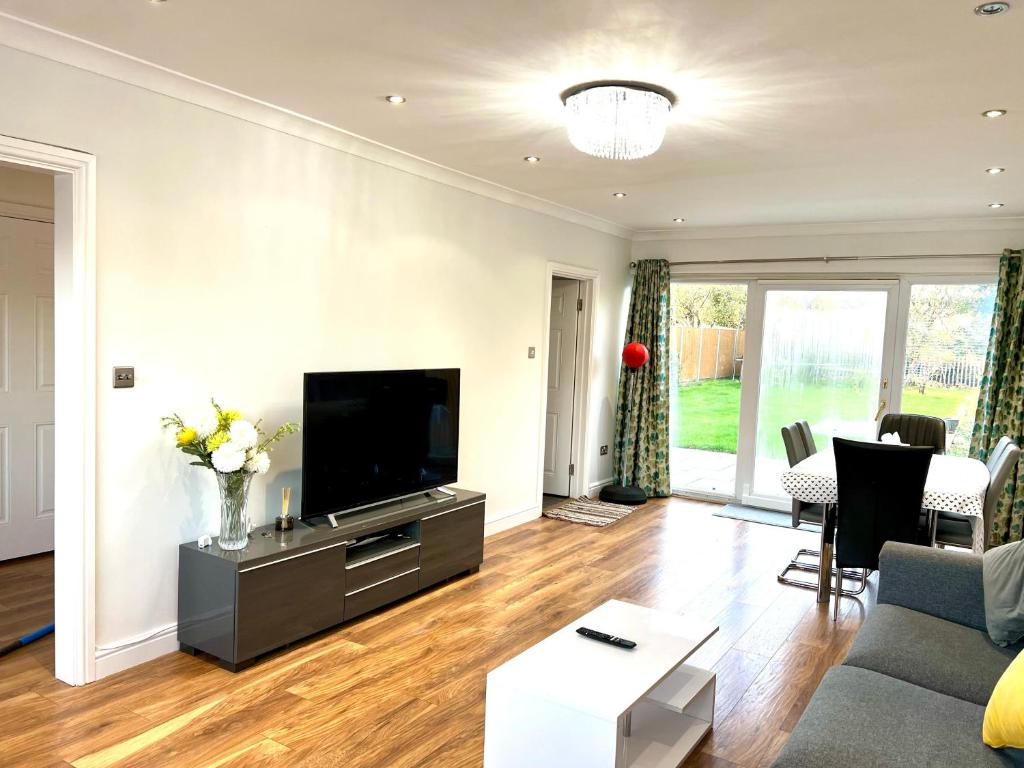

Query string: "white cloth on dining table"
[[780, 450, 990, 553]]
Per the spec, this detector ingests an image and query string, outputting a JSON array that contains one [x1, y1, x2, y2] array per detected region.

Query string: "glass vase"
[[216, 471, 253, 550]]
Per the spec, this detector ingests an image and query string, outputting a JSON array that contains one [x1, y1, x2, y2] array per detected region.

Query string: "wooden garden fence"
[[671, 326, 745, 382]]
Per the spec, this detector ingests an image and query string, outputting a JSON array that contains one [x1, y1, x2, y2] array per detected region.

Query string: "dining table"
[[781, 447, 990, 603]]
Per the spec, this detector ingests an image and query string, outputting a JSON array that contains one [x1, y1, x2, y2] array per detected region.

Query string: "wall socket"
[[600, 445, 609, 455], [528, 346, 536, 359]]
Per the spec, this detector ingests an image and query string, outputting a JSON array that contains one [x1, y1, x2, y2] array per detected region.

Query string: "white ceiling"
[[1, 0, 1021, 231]]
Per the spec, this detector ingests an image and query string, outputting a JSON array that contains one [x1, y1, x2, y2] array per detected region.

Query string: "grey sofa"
[[772, 542, 1023, 768]]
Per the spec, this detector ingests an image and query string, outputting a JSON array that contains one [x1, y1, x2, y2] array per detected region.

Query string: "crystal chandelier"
[[561, 81, 675, 160]]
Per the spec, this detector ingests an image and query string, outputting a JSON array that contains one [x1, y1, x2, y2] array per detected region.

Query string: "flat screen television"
[[301, 368, 460, 520]]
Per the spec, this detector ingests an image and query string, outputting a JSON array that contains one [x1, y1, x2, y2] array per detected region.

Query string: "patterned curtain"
[[613, 259, 671, 496], [970, 249, 1024, 546]]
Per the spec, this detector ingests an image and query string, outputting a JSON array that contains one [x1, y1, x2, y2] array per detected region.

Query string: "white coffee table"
[[483, 599, 718, 768]]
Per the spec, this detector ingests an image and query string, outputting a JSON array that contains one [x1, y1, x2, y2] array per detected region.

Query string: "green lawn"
[[673, 379, 979, 456], [672, 379, 741, 453]]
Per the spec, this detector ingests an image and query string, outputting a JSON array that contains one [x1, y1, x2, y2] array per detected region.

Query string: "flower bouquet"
[[163, 401, 298, 550]]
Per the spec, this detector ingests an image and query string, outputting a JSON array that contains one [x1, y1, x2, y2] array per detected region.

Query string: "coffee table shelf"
[[645, 664, 716, 716], [483, 600, 718, 768], [626, 702, 712, 768]]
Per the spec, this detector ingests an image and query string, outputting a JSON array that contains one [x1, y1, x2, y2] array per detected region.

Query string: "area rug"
[[713, 503, 821, 532], [542, 495, 640, 527]]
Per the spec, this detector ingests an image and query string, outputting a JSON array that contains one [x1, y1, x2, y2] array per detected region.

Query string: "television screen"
[[301, 369, 459, 520]]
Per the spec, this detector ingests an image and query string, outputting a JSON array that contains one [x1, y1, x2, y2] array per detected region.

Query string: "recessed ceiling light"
[[149, 0, 167, 4], [988, 202, 1005, 208], [612, 192, 627, 198], [982, 109, 1008, 118], [986, 167, 1006, 174], [523, 155, 541, 163], [975, 2, 1010, 15], [384, 95, 406, 104], [673, 217, 685, 223]]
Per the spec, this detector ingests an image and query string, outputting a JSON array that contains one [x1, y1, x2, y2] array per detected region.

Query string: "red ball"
[[622, 342, 650, 369]]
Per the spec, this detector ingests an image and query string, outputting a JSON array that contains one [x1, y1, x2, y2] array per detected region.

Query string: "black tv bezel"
[[299, 367, 460, 521]]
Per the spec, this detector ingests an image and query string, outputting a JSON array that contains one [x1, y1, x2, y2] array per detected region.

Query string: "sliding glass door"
[[746, 284, 898, 505], [666, 276, 997, 509], [668, 283, 749, 497]]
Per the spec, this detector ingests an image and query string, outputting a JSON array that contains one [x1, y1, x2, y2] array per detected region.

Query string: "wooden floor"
[[0, 497, 876, 768]]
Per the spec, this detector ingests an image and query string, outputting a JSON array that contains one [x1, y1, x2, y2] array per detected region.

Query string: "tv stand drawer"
[[420, 501, 484, 587], [345, 542, 419, 593], [344, 569, 419, 621]]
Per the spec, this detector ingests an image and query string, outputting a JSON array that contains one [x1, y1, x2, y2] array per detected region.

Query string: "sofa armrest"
[[878, 542, 987, 631]]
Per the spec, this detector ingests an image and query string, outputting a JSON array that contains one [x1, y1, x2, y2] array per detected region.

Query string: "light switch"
[[113, 366, 135, 388], [528, 347, 536, 359]]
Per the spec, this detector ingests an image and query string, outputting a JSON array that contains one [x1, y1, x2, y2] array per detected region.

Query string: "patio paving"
[[671, 447, 737, 496]]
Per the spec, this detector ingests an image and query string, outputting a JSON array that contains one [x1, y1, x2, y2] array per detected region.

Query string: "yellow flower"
[[219, 409, 242, 428], [176, 428, 198, 446], [206, 430, 230, 451]]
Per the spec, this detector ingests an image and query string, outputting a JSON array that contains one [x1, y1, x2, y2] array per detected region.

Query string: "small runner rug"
[[542, 495, 639, 527], [713, 503, 821, 532]]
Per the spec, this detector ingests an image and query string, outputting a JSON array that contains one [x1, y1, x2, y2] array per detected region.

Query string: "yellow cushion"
[[984, 651, 1024, 748]]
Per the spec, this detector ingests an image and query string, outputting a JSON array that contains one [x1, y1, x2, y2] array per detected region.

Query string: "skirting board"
[[485, 505, 540, 537], [94, 623, 179, 679], [588, 477, 614, 495]]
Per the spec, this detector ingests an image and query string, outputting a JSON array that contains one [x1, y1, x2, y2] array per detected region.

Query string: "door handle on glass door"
[[874, 400, 887, 421]]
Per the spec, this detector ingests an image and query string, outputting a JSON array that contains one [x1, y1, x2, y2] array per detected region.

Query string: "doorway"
[[0, 162, 56, 677], [544, 277, 581, 499], [668, 282, 749, 498], [539, 264, 598, 508], [0, 136, 96, 686]]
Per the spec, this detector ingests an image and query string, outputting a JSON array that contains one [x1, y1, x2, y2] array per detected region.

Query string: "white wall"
[[0, 163, 53, 209], [0, 43, 630, 671]]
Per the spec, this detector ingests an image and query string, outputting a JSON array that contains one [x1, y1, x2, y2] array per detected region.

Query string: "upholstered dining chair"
[[877, 413, 946, 454], [778, 422, 830, 589], [935, 439, 1020, 550], [832, 438, 933, 620]]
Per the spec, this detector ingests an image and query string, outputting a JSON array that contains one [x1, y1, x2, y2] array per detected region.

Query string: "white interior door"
[[0, 215, 55, 560], [543, 278, 580, 496]]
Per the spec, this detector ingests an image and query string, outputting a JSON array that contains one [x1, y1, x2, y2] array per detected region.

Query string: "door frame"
[[741, 279, 901, 510], [537, 263, 598, 505], [0, 135, 97, 686]]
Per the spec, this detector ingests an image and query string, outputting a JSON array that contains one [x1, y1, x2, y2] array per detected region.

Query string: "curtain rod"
[[629, 250, 1021, 269]]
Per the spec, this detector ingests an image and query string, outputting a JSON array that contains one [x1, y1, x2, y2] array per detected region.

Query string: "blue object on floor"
[[0, 623, 54, 659]]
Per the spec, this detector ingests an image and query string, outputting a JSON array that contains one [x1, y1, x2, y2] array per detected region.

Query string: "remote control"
[[576, 627, 637, 649]]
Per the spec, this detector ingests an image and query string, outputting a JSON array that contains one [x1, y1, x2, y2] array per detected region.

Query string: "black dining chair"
[[877, 413, 946, 454], [778, 422, 833, 589], [832, 438, 933, 620]]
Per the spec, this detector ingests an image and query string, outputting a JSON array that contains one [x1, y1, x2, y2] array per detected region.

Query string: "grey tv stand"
[[177, 487, 485, 671]]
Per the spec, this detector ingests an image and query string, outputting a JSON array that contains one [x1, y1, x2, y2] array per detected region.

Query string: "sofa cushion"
[[985, 651, 1024, 749], [772, 666, 1016, 768], [843, 603, 1017, 706]]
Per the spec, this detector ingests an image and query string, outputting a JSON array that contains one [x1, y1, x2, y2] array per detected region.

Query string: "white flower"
[[245, 451, 271, 475], [192, 406, 220, 438], [211, 442, 247, 473], [229, 419, 259, 449]]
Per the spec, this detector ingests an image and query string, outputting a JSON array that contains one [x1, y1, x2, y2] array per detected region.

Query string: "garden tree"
[[671, 284, 747, 328], [904, 285, 990, 394]]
